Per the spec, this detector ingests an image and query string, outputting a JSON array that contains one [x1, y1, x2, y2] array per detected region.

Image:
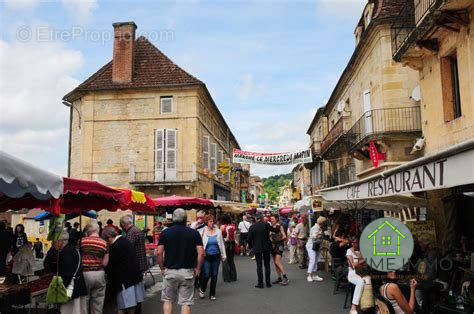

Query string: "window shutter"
[[225, 157, 231, 182], [217, 150, 223, 168], [165, 129, 177, 181], [210, 143, 217, 172], [203, 136, 210, 169], [154, 129, 164, 181], [160, 97, 173, 114]]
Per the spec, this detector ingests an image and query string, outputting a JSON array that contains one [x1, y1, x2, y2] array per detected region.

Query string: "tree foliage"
[[262, 173, 293, 204]]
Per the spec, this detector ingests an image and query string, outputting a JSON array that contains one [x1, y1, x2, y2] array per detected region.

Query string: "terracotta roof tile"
[[64, 36, 202, 100]]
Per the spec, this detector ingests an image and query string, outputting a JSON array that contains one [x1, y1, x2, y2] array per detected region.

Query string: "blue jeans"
[[200, 254, 220, 296]]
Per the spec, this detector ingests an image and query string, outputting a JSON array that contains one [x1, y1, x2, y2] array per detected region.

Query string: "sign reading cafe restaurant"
[[232, 148, 312, 165], [320, 145, 474, 201]]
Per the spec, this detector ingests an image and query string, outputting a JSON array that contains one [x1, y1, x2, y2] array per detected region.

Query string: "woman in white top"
[[346, 237, 370, 314], [380, 271, 417, 314], [305, 216, 326, 282]]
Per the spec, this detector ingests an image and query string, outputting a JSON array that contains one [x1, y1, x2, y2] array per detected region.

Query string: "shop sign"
[[406, 220, 436, 244], [232, 148, 312, 165], [321, 148, 474, 201]]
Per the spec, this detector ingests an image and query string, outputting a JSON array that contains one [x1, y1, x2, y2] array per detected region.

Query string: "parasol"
[[0, 151, 63, 213], [116, 188, 155, 213], [279, 207, 294, 214], [153, 195, 214, 212], [33, 210, 97, 221]]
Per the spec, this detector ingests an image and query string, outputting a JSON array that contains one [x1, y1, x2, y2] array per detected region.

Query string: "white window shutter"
[[203, 136, 210, 169], [161, 97, 173, 114], [217, 150, 223, 168], [210, 143, 217, 172], [155, 129, 164, 181], [165, 129, 177, 181]]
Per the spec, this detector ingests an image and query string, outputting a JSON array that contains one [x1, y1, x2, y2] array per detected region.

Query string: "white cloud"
[[3, 0, 40, 10], [0, 39, 83, 175], [236, 73, 265, 103], [61, 0, 98, 22]]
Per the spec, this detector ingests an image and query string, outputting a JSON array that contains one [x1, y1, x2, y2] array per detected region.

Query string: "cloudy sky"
[[0, 0, 366, 178]]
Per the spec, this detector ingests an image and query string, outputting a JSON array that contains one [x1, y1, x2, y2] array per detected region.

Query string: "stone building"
[[278, 182, 293, 207], [63, 22, 240, 200], [307, 0, 421, 192], [248, 176, 265, 204], [292, 164, 311, 201], [391, 0, 474, 250]]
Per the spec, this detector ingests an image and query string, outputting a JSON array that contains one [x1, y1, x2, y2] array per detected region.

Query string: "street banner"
[[232, 148, 312, 165]]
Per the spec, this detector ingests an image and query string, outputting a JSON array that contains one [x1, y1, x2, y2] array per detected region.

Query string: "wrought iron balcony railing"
[[320, 116, 349, 155], [129, 163, 198, 185], [391, 0, 416, 59], [346, 106, 421, 152], [415, 0, 437, 24], [326, 163, 356, 188]]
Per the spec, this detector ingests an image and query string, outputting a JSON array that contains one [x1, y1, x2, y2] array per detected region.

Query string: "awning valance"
[[0, 151, 63, 200], [319, 139, 474, 202]]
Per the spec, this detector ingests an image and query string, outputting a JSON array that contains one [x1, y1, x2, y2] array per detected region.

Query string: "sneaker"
[[198, 289, 205, 299], [281, 277, 289, 285], [210, 296, 216, 301], [312, 275, 323, 282], [240, 253, 243, 256], [307, 275, 313, 282], [251, 256, 255, 260], [349, 309, 357, 314], [272, 278, 282, 284]]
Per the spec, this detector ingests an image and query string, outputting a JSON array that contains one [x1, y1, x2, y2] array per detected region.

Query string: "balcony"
[[391, 0, 416, 60], [320, 116, 349, 156], [130, 163, 198, 186], [346, 106, 422, 152], [326, 164, 356, 188]]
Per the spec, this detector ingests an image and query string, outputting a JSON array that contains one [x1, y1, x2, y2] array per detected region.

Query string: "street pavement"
[[142, 254, 349, 314]]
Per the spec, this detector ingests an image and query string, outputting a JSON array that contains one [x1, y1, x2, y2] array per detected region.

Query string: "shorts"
[[272, 243, 284, 256], [117, 282, 145, 310], [239, 233, 248, 246], [161, 268, 195, 306]]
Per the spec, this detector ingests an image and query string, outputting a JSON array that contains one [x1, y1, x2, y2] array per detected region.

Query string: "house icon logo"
[[360, 218, 414, 272]]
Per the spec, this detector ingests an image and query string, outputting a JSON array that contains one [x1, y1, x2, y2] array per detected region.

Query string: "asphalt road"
[[142, 254, 348, 314]]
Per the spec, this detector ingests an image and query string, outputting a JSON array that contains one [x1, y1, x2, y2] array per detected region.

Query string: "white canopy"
[[0, 151, 63, 200]]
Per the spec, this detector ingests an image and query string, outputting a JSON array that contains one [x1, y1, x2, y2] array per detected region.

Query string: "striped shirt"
[[81, 236, 108, 272]]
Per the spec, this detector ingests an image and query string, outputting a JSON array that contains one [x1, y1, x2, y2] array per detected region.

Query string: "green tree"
[[262, 173, 292, 204]]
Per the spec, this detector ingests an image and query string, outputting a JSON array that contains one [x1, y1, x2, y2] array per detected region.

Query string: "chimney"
[[112, 21, 137, 84]]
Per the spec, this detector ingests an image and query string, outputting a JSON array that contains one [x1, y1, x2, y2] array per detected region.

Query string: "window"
[[155, 129, 177, 181], [440, 53, 462, 121], [311, 162, 323, 186], [203, 136, 210, 169], [210, 143, 217, 172], [225, 157, 231, 182], [160, 96, 173, 114]]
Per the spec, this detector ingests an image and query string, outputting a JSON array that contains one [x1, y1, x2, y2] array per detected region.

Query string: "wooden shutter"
[[154, 129, 164, 181], [160, 97, 173, 114], [217, 150, 223, 169], [203, 136, 210, 169], [210, 143, 217, 172], [165, 129, 177, 181], [225, 157, 231, 182]]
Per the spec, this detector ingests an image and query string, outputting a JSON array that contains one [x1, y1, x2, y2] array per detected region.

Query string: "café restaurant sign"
[[232, 148, 313, 165], [321, 147, 474, 201]]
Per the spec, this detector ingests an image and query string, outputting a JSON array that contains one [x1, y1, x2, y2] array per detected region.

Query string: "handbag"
[[312, 237, 322, 251], [290, 237, 298, 246], [46, 275, 68, 304], [66, 249, 81, 299], [359, 277, 375, 310]]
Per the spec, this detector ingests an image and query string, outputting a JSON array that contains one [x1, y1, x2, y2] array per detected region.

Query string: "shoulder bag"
[[66, 249, 81, 299]]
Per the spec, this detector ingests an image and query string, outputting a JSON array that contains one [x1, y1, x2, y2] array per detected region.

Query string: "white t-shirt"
[[238, 221, 251, 233], [346, 248, 359, 277]]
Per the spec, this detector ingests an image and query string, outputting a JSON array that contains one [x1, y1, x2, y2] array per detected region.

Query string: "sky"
[[0, 0, 366, 178]]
